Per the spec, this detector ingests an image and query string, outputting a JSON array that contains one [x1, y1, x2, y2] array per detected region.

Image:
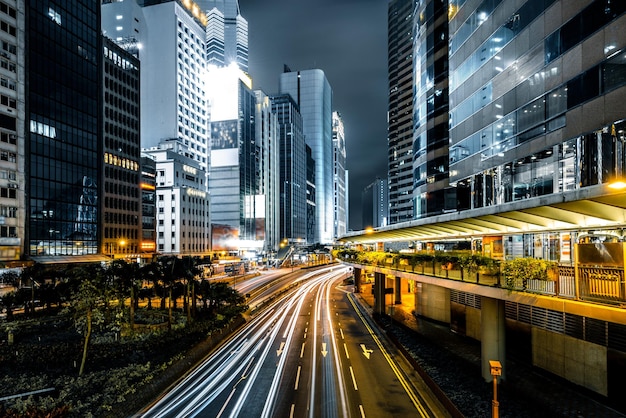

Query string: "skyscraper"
[[102, 38, 141, 259], [255, 90, 280, 253], [0, 0, 22, 264], [387, 0, 414, 224], [200, 0, 248, 71], [445, 0, 626, 259], [413, 0, 452, 218], [271, 94, 306, 244], [332, 111, 348, 239], [26, 1, 102, 260], [361, 178, 388, 230], [280, 69, 333, 244], [139, 1, 209, 170], [206, 65, 260, 250]]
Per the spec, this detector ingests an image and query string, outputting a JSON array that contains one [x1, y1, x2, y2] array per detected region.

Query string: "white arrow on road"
[[277, 342, 285, 356], [321, 342, 328, 357], [360, 344, 373, 359]]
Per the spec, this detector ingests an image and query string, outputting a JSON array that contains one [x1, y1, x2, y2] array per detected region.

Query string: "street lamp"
[[490, 360, 502, 418]]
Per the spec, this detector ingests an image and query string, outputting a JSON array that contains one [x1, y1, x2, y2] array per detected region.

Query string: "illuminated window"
[[48, 7, 61, 25]]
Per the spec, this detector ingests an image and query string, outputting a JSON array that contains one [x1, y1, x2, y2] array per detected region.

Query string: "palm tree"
[[138, 262, 160, 310]]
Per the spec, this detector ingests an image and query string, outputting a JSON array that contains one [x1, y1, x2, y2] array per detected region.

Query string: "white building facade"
[[145, 140, 210, 255]]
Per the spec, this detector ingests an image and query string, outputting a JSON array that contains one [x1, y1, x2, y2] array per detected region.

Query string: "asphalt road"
[[140, 266, 447, 418]]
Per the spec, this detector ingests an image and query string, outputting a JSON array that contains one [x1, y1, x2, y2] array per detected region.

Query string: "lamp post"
[[490, 360, 502, 418]]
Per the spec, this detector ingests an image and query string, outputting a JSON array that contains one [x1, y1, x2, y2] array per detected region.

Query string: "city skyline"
[[238, 0, 389, 230]]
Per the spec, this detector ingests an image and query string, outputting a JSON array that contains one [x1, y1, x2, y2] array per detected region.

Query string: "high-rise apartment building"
[[0, 0, 22, 264], [413, 0, 452, 217], [387, 0, 414, 224], [102, 37, 141, 259], [26, 1, 102, 260], [271, 94, 306, 244], [280, 69, 333, 244], [200, 0, 248, 71], [332, 111, 348, 239]]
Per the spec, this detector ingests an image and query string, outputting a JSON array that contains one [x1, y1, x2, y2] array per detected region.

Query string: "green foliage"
[[502, 258, 557, 288]]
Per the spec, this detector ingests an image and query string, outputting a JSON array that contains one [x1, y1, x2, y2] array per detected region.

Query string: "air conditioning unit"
[[8, 183, 18, 189], [9, 134, 16, 140]]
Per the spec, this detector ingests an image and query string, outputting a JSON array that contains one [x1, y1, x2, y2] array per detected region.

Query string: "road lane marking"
[[343, 343, 350, 359], [340, 328, 345, 339], [294, 365, 302, 390], [300, 342, 306, 358], [360, 344, 373, 359], [277, 341, 285, 356], [348, 294, 430, 418], [359, 404, 366, 418], [289, 404, 296, 418], [349, 366, 358, 390], [321, 342, 328, 357]]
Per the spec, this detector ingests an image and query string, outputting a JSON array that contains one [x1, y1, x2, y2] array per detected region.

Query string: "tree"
[[0, 290, 17, 321], [65, 264, 107, 376], [197, 281, 245, 318], [107, 259, 141, 328]]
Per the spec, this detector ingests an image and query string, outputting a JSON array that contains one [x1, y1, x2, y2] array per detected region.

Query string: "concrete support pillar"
[[374, 272, 385, 315], [481, 297, 506, 382], [394, 276, 402, 304], [354, 268, 362, 294]]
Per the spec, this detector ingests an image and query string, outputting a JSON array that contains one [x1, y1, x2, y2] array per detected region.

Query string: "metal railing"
[[345, 257, 626, 307]]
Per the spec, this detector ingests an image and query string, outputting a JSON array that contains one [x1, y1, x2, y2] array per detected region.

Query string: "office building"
[[387, 0, 414, 224], [280, 68, 333, 244], [206, 64, 260, 251], [200, 0, 248, 71], [255, 90, 279, 253], [0, 0, 22, 264], [26, 1, 102, 260], [305, 144, 316, 245], [446, 0, 626, 258], [332, 111, 348, 239], [271, 94, 306, 245], [144, 140, 209, 255], [140, 153, 157, 259], [139, 0, 209, 171], [102, 37, 141, 259], [413, 0, 452, 217], [361, 178, 389, 230], [102, 0, 146, 58]]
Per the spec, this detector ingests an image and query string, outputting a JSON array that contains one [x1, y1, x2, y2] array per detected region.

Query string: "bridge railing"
[[340, 254, 626, 307]]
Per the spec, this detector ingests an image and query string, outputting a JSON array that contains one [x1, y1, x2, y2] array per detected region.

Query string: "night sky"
[[238, 0, 389, 230]]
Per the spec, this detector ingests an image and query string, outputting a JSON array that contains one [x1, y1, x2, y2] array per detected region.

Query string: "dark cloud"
[[239, 0, 389, 230]]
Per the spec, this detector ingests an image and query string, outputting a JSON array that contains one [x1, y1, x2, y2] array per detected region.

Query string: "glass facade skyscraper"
[[388, 0, 415, 224], [26, 1, 101, 258], [200, 0, 248, 71], [271, 94, 306, 244], [413, 0, 452, 218], [280, 69, 333, 244], [448, 0, 626, 214]]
